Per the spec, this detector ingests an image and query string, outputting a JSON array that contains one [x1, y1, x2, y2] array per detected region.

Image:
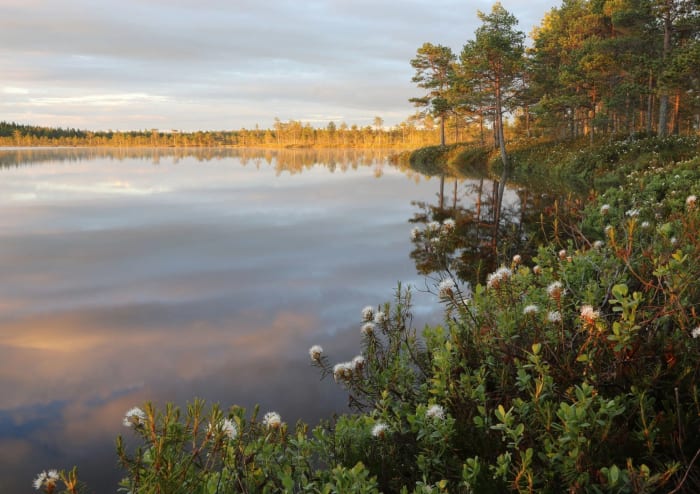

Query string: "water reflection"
[[407, 159, 581, 287], [0, 148, 436, 492], [0, 147, 391, 174], [0, 147, 573, 492]]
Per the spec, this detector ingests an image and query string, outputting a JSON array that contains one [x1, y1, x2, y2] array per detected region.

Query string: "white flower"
[[580, 305, 600, 324], [605, 225, 614, 236], [123, 407, 147, 428], [532, 264, 542, 275], [352, 355, 365, 370], [361, 306, 374, 322], [512, 254, 522, 265], [308, 345, 323, 361], [692, 326, 700, 338], [410, 227, 421, 240], [641, 221, 650, 229], [486, 267, 512, 289], [547, 311, 562, 323], [33, 472, 46, 490], [593, 240, 604, 250], [558, 249, 567, 260], [426, 404, 445, 420], [361, 322, 375, 336], [523, 304, 539, 315], [374, 311, 387, 324], [547, 281, 564, 300], [427, 221, 441, 231], [625, 208, 640, 218], [33, 470, 59, 491], [671, 236, 678, 245], [209, 418, 238, 440], [600, 204, 610, 215], [262, 411, 282, 429], [686, 195, 697, 208], [442, 218, 456, 231], [221, 418, 238, 439], [372, 422, 388, 438], [333, 362, 353, 381], [438, 278, 455, 298]]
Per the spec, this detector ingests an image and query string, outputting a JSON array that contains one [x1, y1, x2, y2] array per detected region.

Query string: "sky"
[[0, 0, 560, 132]]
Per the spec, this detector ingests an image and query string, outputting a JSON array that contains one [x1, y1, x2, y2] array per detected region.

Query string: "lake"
[[0, 147, 499, 493]]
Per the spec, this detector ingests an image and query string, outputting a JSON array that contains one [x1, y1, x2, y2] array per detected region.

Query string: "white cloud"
[[3, 86, 29, 94], [0, 0, 560, 131], [29, 93, 169, 107]]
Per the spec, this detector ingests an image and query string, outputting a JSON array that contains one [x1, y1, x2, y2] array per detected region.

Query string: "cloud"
[[0, 0, 560, 128], [28, 93, 170, 107]]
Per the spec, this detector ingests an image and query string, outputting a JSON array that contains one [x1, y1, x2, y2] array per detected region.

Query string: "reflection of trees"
[[409, 169, 579, 287], [0, 147, 390, 174]]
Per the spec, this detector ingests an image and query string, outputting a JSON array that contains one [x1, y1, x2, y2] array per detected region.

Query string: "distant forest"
[[1, 0, 698, 149], [0, 119, 443, 149]]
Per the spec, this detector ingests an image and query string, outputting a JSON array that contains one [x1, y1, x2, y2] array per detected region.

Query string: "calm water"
[[0, 147, 478, 493]]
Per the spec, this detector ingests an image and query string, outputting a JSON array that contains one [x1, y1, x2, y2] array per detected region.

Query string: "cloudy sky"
[[1, 0, 559, 131]]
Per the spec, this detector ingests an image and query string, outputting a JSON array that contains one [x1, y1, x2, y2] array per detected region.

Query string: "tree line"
[[411, 0, 700, 155], [0, 119, 446, 149]]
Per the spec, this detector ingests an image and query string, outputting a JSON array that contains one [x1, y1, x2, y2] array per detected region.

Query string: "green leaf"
[[609, 464, 620, 484], [612, 283, 628, 298]]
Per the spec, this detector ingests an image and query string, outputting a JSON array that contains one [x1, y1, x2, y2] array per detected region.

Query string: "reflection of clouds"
[[0, 150, 443, 492], [0, 305, 320, 410], [33, 180, 169, 197]]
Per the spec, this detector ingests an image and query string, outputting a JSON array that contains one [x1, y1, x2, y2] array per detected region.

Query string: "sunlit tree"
[[410, 42, 456, 146]]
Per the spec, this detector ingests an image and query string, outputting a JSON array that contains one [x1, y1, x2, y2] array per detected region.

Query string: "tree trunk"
[[440, 115, 446, 146], [646, 70, 654, 134], [658, 4, 673, 137], [493, 76, 508, 247], [672, 89, 681, 135]]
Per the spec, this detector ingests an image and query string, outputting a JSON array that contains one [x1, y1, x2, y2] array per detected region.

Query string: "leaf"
[[609, 464, 620, 484], [612, 283, 628, 298]]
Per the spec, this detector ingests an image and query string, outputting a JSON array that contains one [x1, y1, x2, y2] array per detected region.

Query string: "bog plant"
[[34, 137, 700, 492]]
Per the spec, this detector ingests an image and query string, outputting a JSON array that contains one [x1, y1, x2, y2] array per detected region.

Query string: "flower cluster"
[[123, 407, 147, 428], [547, 310, 562, 323], [580, 305, 600, 325], [372, 422, 388, 438], [209, 418, 238, 440], [262, 411, 281, 429], [438, 278, 455, 299], [374, 310, 387, 324], [308, 344, 323, 361], [333, 355, 365, 382], [523, 304, 539, 315], [426, 404, 445, 420], [547, 281, 564, 301], [33, 470, 59, 491], [486, 267, 512, 289]]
